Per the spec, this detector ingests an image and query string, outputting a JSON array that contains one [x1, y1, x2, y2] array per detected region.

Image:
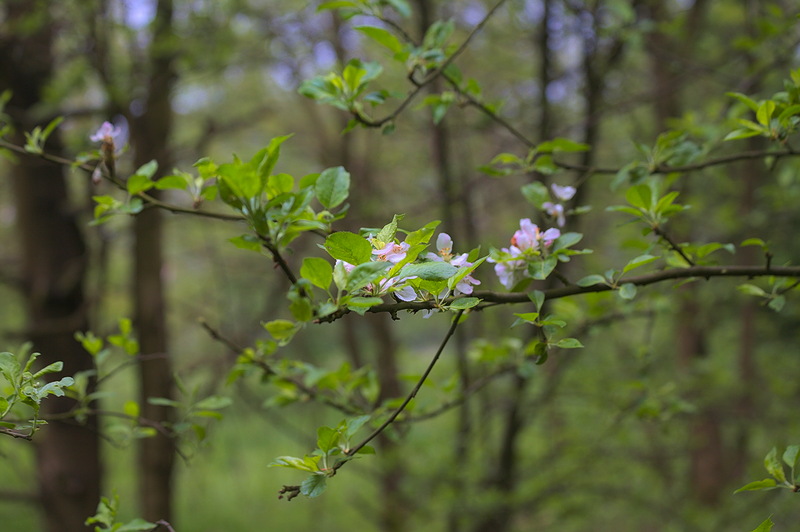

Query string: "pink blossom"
[[551, 183, 576, 201], [488, 246, 525, 289], [542, 202, 566, 227], [90, 122, 122, 144], [373, 241, 410, 263], [511, 219, 560, 251]]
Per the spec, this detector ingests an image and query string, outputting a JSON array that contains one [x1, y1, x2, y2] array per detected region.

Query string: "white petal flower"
[[551, 184, 576, 201]]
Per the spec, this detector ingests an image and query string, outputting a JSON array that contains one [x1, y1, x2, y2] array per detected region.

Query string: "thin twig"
[[354, 0, 509, 127], [652, 226, 695, 266], [0, 426, 33, 440], [155, 520, 177, 532], [198, 318, 361, 415], [0, 138, 244, 222], [335, 309, 465, 467], [553, 148, 799, 175]]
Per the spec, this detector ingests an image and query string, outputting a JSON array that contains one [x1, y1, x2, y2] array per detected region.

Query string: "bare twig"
[[335, 309, 465, 467], [0, 426, 33, 440], [353, 0, 509, 128], [652, 226, 695, 266], [198, 318, 362, 415]]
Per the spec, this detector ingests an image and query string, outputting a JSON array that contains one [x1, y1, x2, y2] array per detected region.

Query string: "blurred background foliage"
[[1, 0, 800, 531]]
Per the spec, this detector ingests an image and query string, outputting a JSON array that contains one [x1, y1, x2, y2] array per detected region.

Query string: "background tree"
[[1, 1, 800, 532]]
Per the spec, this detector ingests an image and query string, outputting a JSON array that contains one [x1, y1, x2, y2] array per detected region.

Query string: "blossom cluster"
[[336, 232, 480, 308], [542, 183, 576, 227], [488, 219, 561, 289]]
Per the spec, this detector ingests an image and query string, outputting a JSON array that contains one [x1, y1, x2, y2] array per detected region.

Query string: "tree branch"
[[353, 0, 509, 128], [334, 309, 465, 468], [314, 265, 800, 321]]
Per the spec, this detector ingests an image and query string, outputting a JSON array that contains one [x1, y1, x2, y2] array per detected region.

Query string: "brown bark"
[[1, 3, 101, 530], [129, 0, 177, 522]]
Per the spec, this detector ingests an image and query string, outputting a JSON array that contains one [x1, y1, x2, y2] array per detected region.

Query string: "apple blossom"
[[551, 183, 576, 201], [90, 121, 123, 144], [426, 233, 480, 296], [373, 241, 410, 263], [542, 201, 566, 227]]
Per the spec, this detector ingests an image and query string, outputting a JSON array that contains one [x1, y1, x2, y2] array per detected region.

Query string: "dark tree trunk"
[[1, 4, 101, 530], [130, 0, 177, 522]]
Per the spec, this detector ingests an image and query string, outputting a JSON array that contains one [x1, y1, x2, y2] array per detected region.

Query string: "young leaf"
[[619, 283, 637, 300], [301, 257, 334, 291], [315, 166, 350, 209], [324, 232, 372, 265], [733, 479, 777, 493], [622, 254, 658, 275], [355, 26, 403, 54], [300, 474, 328, 498]]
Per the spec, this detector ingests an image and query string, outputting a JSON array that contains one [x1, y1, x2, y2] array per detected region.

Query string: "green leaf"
[[301, 257, 334, 291], [783, 445, 800, 469], [0, 352, 21, 387], [733, 479, 777, 493], [529, 256, 557, 280], [726, 92, 760, 112], [768, 296, 786, 312], [551, 233, 582, 252], [619, 283, 637, 300], [399, 261, 457, 281], [741, 238, 766, 248], [264, 320, 300, 345], [32, 361, 63, 379], [520, 181, 550, 208], [193, 396, 233, 410], [749, 517, 773, 532], [269, 456, 317, 472], [696, 242, 734, 259], [154, 175, 188, 190], [737, 284, 766, 297], [127, 174, 154, 195], [404, 221, 440, 247], [530, 290, 545, 311], [512, 312, 539, 325], [134, 160, 158, 180], [536, 138, 590, 153], [346, 296, 384, 308], [344, 415, 370, 440], [355, 26, 403, 54], [147, 397, 183, 408], [778, 104, 800, 122], [756, 100, 776, 126], [324, 232, 372, 264], [626, 185, 652, 211], [448, 297, 480, 309], [117, 518, 158, 531], [576, 275, 606, 287], [385, 0, 411, 17], [556, 338, 584, 349], [317, 1, 359, 11], [317, 426, 340, 453], [723, 129, 762, 141], [346, 262, 391, 292], [622, 254, 658, 275], [300, 474, 328, 498], [299, 173, 320, 189], [376, 214, 404, 245], [267, 173, 294, 196], [253, 135, 293, 182], [764, 447, 787, 483], [229, 234, 262, 252], [315, 166, 350, 208]]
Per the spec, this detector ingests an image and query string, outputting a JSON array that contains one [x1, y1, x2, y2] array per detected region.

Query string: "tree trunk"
[[1, 4, 101, 530], [130, 0, 177, 522]]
